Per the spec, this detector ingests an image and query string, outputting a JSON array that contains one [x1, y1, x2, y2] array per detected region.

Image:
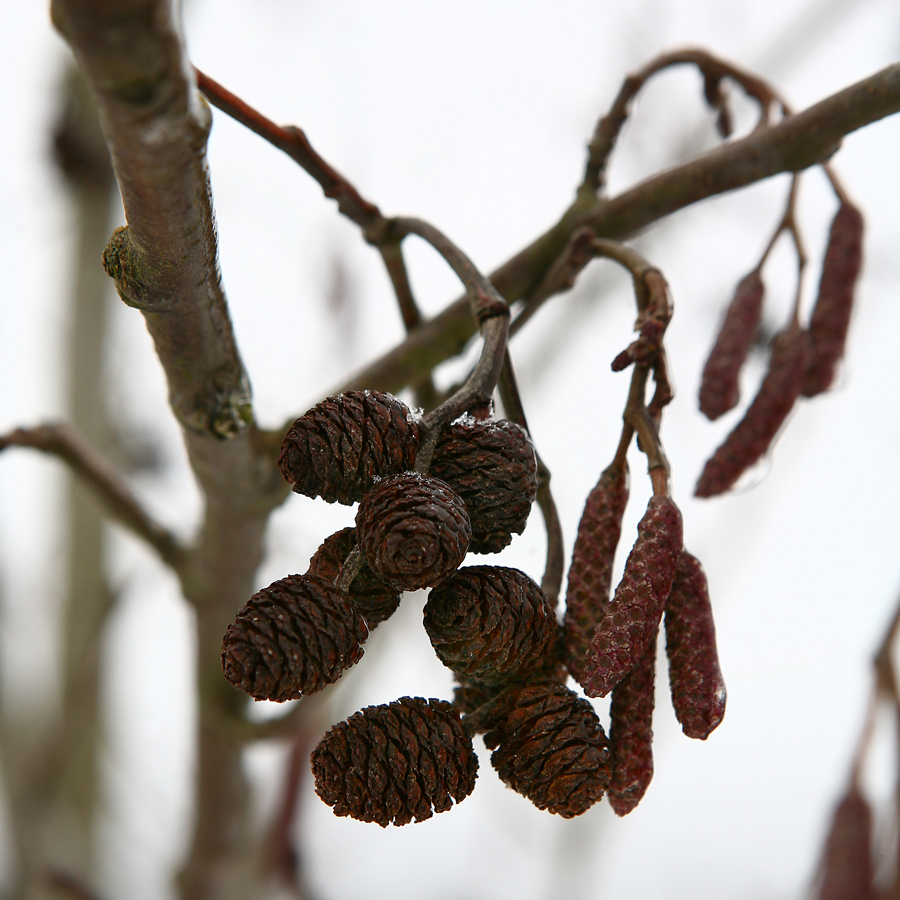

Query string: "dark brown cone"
[[608, 630, 656, 816], [803, 202, 864, 398], [564, 461, 629, 684], [310, 696, 478, 827], [699, 269, 765, 420], [429, 418, 538, 553], [307, 528, 401, 628], [664, 550, 726, 739], [818, 784, 874, 900], [278, 390, 420, 505], [356, 472, 471, 591], [424, 566, 560, 685], [222, 574, 367, 702], [452, 678, 501, 716], [582, 495, 683, 698], [483, 683, 611, 818], [695, 323, 811, 498]]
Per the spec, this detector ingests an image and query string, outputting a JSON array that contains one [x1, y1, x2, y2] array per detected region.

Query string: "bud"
[[582, 495, 682, 698], [424, 566, 560, 685], [818, 785, 874, 900], [483, 683, 610, 817], [699, 269, 765, 420], [311, 697, 478, 826], [278, 390, 420, 504], [429, 418, 538, 553], [221, 574, 367, 702], [307, 528, 401, 628], [695, 323, 810, 498], [664, 550, 726, 739], [356, 472, 471, 591], [608, 631, 656, 816], [564, 461, 629, 684], [803, 202, 864, 397]]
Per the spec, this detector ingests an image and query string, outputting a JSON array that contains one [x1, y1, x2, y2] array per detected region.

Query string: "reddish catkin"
[[698, 269, 765, 420], [582, 495, 683, 698], [608, 631, 657, 816], [694, 323, 811, 498], [664, 550, 726, 739], [564, 461, 629, 685], [311, 697, 478, 827], [803, 202, 864, 398], [818, 785, 874, 900]]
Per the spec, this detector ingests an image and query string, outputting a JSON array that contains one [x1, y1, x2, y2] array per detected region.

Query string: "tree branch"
[[1, 423, 185, 571], [333, 63, 900, 397]]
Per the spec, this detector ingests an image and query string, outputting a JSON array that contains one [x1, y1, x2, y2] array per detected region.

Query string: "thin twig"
[[510, 227, 596, 337], [377, 241, 440, 409], [580, 47, 783, 199], [195, 67, 383, 234], [497, 354, 564, 604], [1, 423, 186, 571]]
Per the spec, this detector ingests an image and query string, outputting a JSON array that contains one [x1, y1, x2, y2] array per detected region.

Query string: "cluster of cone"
[[696, 201, 864, 497]]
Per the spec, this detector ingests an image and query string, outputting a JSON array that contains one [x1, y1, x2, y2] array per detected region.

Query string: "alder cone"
[[307, 528, 401, 628], [819, 785, 874, 900], [582, 495, 683, 698], [695, 323, 811, 498], [424, 566, 560, 685], [564, 461, 629, 685], [664, 550, 726, 739], [221, 574, 367, 702], [803, 202, 864, 398], [483, 683, 611, 818], [429, 418, 538, 553], [278, 390, 420, 504], [699, 269, 765, 420], [356, 472, 471, 591], [311, 696, 478, 827], [608, 631, 657, 816]]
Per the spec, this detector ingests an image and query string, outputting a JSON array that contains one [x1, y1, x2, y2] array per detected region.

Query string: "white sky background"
[[2, 1, 900, 899]]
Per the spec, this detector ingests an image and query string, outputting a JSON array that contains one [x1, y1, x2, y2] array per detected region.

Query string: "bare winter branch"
[[1, 423, 185, 570]]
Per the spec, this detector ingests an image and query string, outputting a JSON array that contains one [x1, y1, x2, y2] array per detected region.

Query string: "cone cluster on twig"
[[223, 390, 551, 824]]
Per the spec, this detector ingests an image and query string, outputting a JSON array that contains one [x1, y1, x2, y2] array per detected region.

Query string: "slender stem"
[[195, 67, 384, 234], [377, 241, 440, 410], [580, 48, 782, 198], [1, 423, 186, 571], [510, 227, 596, 337], [497, 354, 564, 604]]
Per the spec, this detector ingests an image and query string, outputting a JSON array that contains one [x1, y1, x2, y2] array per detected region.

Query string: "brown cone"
[[608, 630, 657, 816], [221, 573, 367, 702], [308, 528, 401, 628], [564, 461, 629, 684], [424, 566, 560, 685], [311, 696, 478, 827], [664, 550, 726, 739], [356, 472, 471, 591], [429, 418, 538, 553], [483, 683, 611, 818], [278, 390, 420, 504], [583, 495, 683, 698]]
